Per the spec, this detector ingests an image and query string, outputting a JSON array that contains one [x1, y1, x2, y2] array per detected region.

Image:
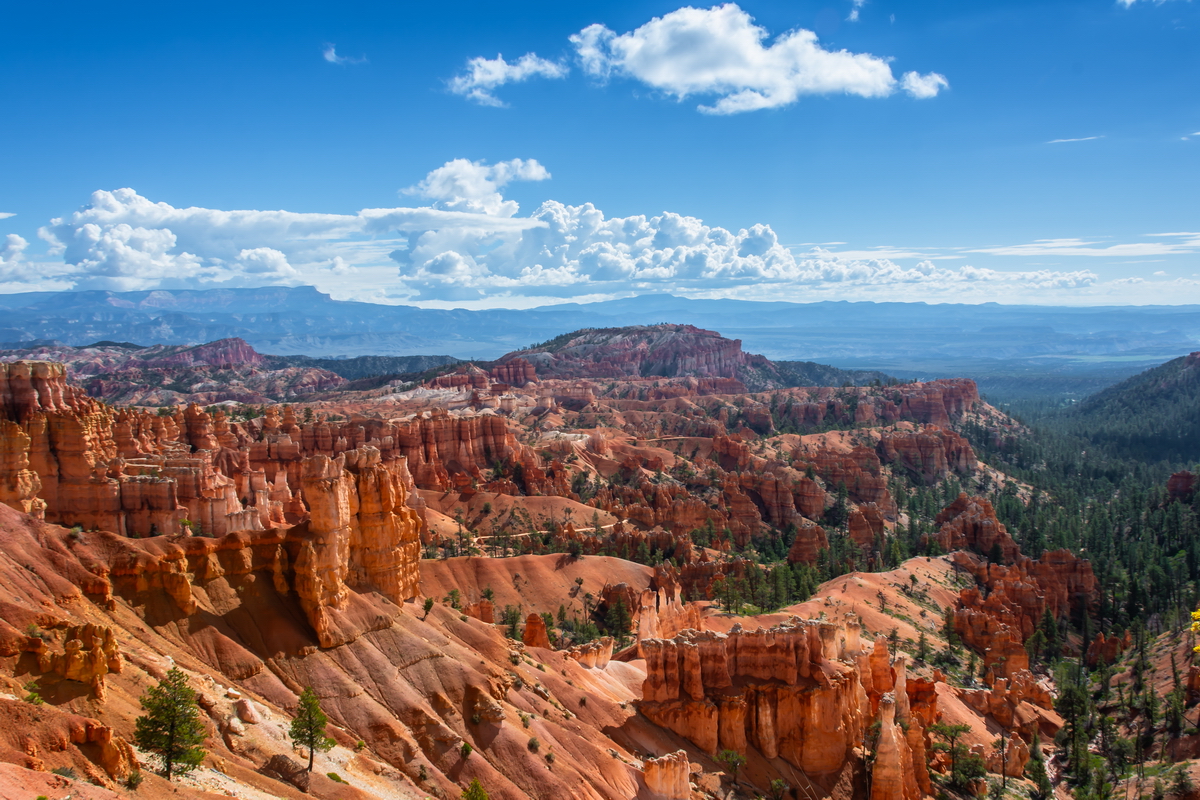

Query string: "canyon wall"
[[639, 617, 933, 799]]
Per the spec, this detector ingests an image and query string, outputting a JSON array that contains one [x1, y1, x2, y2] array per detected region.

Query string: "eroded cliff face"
[[639, 617, 935, 797], [878, 427, 975, 484], [927, 493, 1021, 564], [499, 325, 758, 384], [296, 447, 423, 647], [0, 363, 534, 542]]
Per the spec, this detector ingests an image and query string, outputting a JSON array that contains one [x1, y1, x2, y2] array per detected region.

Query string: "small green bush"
[[125, 770, 144, 789], [51, 766, 78, 779], [527, 737, 541, 753], [327, 771, 347, 784], [460, 741, 473, 758]]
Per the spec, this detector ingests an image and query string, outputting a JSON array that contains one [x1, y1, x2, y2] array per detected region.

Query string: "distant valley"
[[1, 286, 1197, 401]]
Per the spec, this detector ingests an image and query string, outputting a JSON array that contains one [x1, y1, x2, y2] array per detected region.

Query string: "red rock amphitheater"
[[0, 333, 1096, 799]]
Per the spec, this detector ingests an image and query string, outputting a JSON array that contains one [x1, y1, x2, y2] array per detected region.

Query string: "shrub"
[[51, 766, 78, 779], [460, 742, 473, 758], [125, 769, 144, 789], [527, 737, 541, 752], [327, 772, 346, 784], [24, 681, 45, 706]]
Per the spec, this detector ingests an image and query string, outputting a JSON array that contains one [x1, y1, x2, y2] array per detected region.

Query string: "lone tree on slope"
[[134, 667, 207, 781], [290, 686, 336, 772]]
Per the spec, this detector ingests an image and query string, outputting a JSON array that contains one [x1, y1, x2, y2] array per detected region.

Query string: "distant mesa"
[[495, 324, 891, 390]]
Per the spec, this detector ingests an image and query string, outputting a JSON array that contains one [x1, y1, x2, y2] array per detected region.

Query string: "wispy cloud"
[[969, 233, 1200, 258], [847, 0, 866, 22], [0, 213, 15, 220], [449, 53, 568, 107], [322, 45, 367, 65], [1182, 131, 1200, 140], [1047, 136, 1103, 144], [793, 244, 963, 261]]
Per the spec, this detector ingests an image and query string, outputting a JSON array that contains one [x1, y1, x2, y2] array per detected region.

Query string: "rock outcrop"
[[639, 617, 933, 792], [643, 750, 691, 799], [297, 447, 422, 647], [928, 494, 1020, 564], [878, 426, 975, 483], [522, 612, 552, 649]]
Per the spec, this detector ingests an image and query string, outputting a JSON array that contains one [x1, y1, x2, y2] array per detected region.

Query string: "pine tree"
[[462, 778, 490, 800], [290, 687, 336, 772], [1025, 736, 1053, 800], [134, 667, 207, 781]]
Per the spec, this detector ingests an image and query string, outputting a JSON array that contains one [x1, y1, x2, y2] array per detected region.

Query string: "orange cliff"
[[638, 616, 935, 797], [878, 427, 976, 484], [295, 447, 423, 647], [0, 362, 533, 539]]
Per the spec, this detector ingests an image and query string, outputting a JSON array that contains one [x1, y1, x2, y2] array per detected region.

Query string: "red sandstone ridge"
[[0, 339, 345, 405], [493, 324, 781, 389]]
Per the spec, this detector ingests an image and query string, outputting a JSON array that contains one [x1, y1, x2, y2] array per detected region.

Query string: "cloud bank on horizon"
[[451, 4, 948, 113], [9, 156, 1198, 307]]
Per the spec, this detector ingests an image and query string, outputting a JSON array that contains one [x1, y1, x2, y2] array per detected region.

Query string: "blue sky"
[[1, 0, 1197, 307]]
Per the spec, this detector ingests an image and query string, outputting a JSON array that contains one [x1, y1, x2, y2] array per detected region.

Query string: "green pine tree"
[[290, 687, 336, 772], [462, 778, 490, 800], [134, 667, 207, 781]]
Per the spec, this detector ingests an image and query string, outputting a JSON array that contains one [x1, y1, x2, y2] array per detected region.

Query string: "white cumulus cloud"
[[901, 71, 950, 99], [14, 158, 1125, 304], [33, 163, 552, 292], [449, 53, 568, 107], [567, 3, 943, 114], [402, 157, 550, 216], [0, 233, 29, 280]]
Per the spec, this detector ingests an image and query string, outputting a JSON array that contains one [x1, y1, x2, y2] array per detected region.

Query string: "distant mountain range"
[[1, 286, 1197, 400]]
